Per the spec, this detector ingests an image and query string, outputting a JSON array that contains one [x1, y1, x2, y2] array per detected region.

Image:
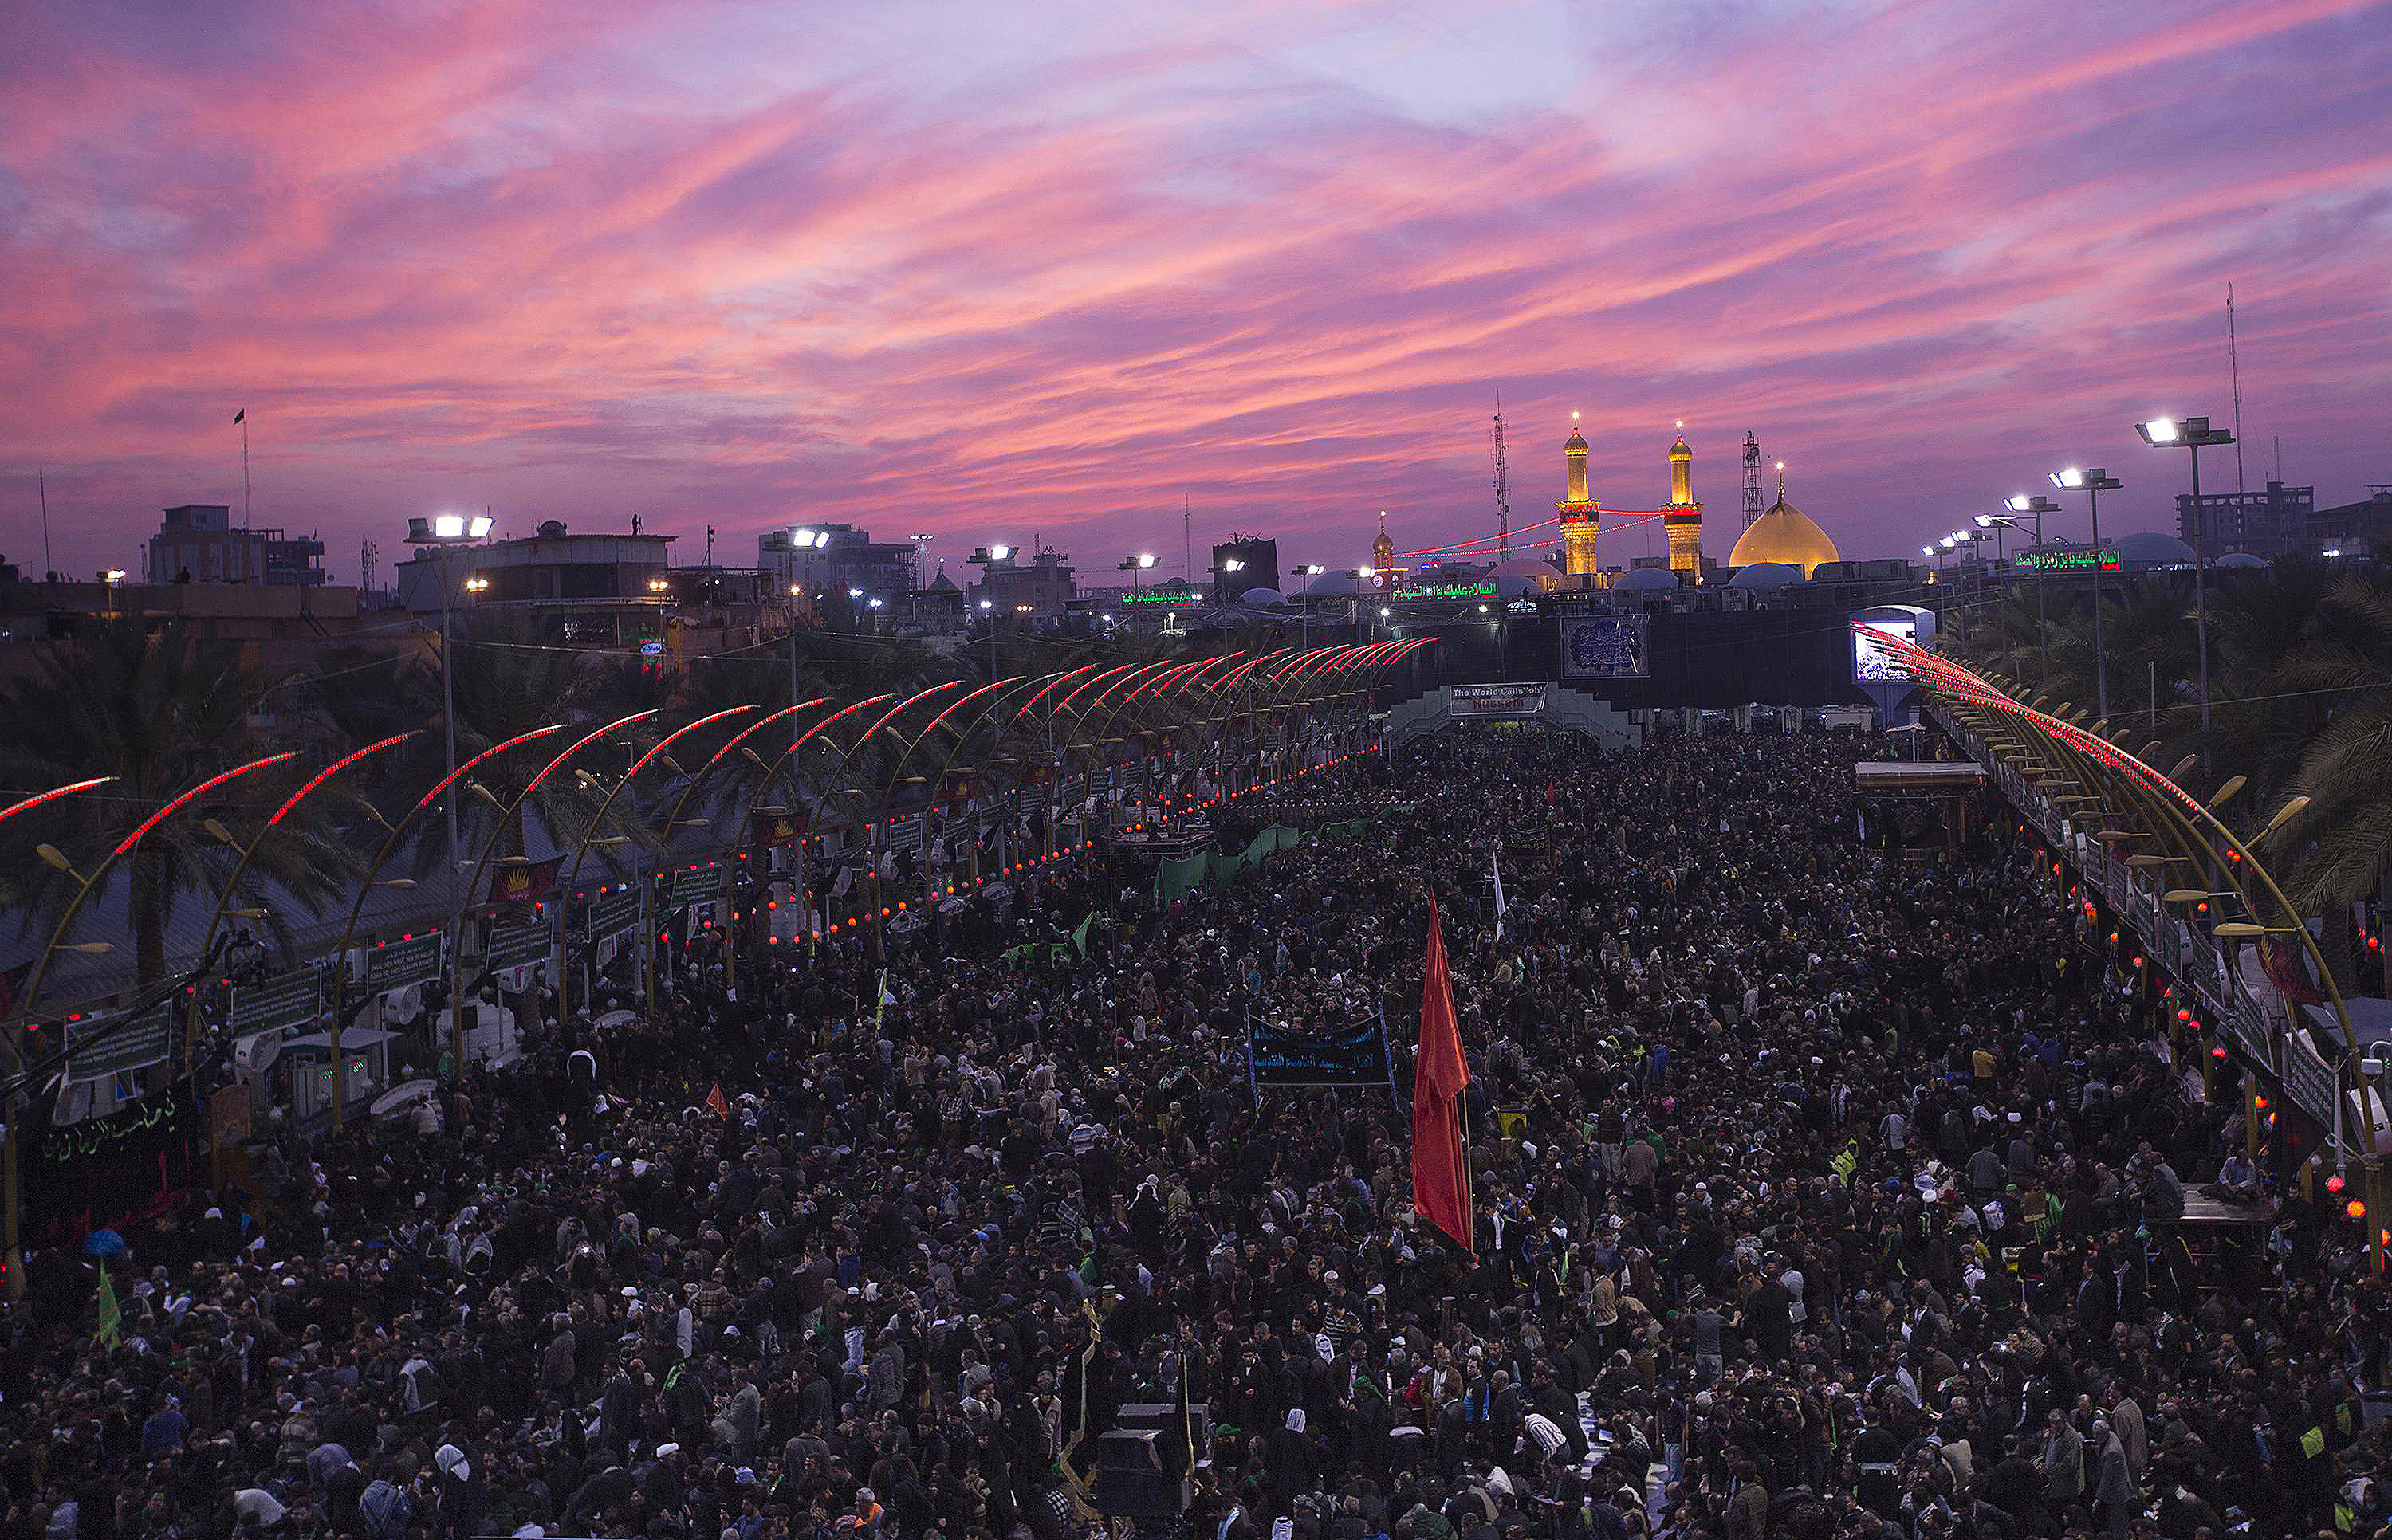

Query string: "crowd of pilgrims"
[[5, 726, 2389, 1540]]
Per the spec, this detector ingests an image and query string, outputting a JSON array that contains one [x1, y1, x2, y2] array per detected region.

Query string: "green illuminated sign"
[[1392, 581, 1497, 600], [2014, 548, 2121, 573], [361, 931, 443, 994], [1120, 588, 1194, 606]]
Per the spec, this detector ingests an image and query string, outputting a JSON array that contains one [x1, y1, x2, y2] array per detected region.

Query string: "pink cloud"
[[2, 0, 2388, 585]]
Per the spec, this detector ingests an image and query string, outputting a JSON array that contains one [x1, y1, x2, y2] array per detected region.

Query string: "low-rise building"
[[395, 520, 675, 648], [145, 504, 327, 586]]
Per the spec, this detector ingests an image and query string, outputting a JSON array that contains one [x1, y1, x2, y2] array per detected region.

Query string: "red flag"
[[1545, 776, 1556, 810], [707, 1083, 730, 1119], [2259, 937, 2325, 1006], [1411, 890, 1475, 1258], [492, 855, 560, 907]]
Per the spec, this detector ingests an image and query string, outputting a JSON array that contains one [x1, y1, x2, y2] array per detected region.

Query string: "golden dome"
[[1564, 428, 1587, 452], [1669, 433, 1690, 459], [1727, 494, 1839, 578]]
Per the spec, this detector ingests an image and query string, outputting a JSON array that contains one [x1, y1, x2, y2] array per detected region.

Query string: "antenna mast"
[[2227, 282, 2246, 494], [1491, 391, 1511, 560], [1741, 431, 1764, 529]]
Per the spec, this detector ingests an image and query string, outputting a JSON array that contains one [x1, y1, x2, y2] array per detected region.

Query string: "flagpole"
[[38, 468, 53, 582], [240, 411, 251, 530]]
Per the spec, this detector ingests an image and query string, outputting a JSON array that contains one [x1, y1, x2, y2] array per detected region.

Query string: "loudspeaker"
[[1092, 1402, 1211, 1519], [1113, 1402, 1211, 1474], [1093, 1431, 1185, 1519]]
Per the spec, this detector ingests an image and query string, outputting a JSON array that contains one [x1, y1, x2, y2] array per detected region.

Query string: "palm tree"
[[2203, 558, 2339, 807], [0, 617, 360, 989], [2275, 572, 2392, 926], [309, 615, 617, 882]]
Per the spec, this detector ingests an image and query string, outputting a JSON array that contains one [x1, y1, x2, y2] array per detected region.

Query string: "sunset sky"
[[5, 0, 2389, 586]]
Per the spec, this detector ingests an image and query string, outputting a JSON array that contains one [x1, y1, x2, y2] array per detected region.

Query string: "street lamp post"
[[1118, 553, 1156, 624], [1291, 564, 1324, 649], [2050, 467, 2123, 721], [2138, 415, 2233, 764], [2005, 494, 2060, 689], [407, 513, 495, 879]]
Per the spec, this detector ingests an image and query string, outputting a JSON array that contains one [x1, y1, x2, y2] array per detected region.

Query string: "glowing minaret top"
[[1558, 411, 1601, 583], [1663, 420, 1703, 579], [1371, 509, 1395, 573]]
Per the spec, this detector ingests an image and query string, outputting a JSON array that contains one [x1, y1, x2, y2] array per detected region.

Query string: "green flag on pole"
[[1071, 911, 1096, 957], [96, 1265, 121, 1348]]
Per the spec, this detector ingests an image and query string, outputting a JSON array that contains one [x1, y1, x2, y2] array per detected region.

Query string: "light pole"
[[2051, 467, 2123, 721], [978, 598, 995, 678], [2138, 415, 2233, 760], [2006, 493, 2061, 689], [1949, 530, 1977, 634], [1119, 553, 1156, 628], [407, 513, 494, 878], [1291, 564, 1324, 649]]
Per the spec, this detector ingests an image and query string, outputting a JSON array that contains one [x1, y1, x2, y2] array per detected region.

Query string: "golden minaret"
[[1665, 422, 1702, 579], [1558, 411, 1600, 583]]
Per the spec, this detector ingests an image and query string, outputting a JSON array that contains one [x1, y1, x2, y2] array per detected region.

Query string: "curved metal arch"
[[555, 706, 757, 1028], [871, 676, 1025, 833], [183, 731, 416, 1074], [818, 682, 962, 841], [914, 672, 1092, 894], [1109, 653, 1239, 749], [735, 693, 895, 848], [447, 709, 659, 1075], [1064, 659, 1190, 758], [321, 723, 567, 1130], [922, 673, 1073, 816], [864, 676, 1029, 917], [1887, 631, 2360, 1074], [1065, 655, 1240, 823], [0, 777, 113, 832], [793, 685, 962, 946], [14, 751, 300, 1027], [723, 693, 895, 949]]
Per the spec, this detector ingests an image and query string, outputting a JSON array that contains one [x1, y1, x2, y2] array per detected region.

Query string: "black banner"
[[1245, 1010, 1395, 1091]]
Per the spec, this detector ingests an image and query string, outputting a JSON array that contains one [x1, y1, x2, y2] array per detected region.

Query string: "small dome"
[[1564, 428, 1588, 452], [1301, 569, 1367, 598], [1728, 560, 1804, 589], [2213, 551, 2269, 570], [1669, 434, 1691, 458], [1490, 558, 1562, 591], [2116, 530, 2197, 565], [1237, 586, 1287, 607], [1613, 567, 1682, 591]]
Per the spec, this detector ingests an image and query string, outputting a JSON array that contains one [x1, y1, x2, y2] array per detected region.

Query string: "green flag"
[[96, 1265, 121, 1348], [1071, 911, 1096, 958]]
